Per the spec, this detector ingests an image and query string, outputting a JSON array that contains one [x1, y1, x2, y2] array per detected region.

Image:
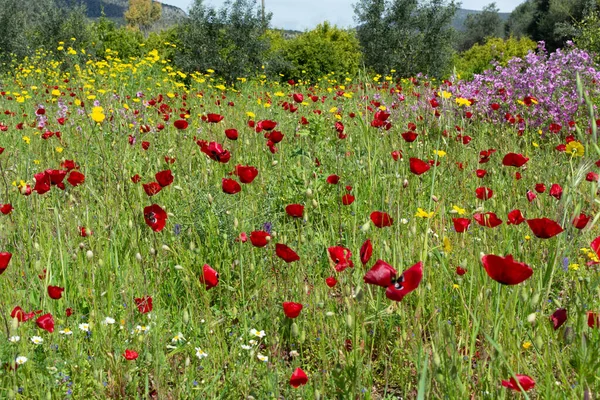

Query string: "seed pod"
[[291, 322, 299, 337], [86, 250, 94, 259], [183, 310, 189, 325], [345, 314, 354, 329]]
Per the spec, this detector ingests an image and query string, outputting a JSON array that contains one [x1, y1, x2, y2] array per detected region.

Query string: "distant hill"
[[452, 8, 510, 31], [66, 0, 187, 29]]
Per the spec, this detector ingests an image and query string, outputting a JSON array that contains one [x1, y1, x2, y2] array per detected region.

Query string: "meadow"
[[0, 45, 599, 399]]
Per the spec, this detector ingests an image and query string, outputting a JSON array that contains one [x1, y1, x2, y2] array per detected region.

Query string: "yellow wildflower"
[[415, 208, 434, 218], [565, 141, 584, 157]]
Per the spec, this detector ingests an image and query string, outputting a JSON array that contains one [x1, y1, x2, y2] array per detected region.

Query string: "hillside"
[[452, 8, 510, 31]]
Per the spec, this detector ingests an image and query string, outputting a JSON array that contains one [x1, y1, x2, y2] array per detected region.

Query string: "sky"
[[161, 0, 524, 31]]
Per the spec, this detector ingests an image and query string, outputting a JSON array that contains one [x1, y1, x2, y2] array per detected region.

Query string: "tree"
[[175, 0, 271, 82], [354, 0, 458, 78], [458, 3, 504, 51], [124, 0, 162, 34]]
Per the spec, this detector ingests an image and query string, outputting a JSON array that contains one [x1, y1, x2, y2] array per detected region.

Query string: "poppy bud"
[[174, 264, 183, 270], [345, 314, 353, 329], [353, 286, 363, 301], [190, 242, 196, 251], [272, 161, 278, 166], [98, 259, 104, 267], [128, 220, 133, 229], [312, 199, 318, 208], [207, 194, 213, 204], [527, 313, 536, 323], [135, 253, 142, 261], [431, 195, 439, 202], [360, 222, 370, 232], [185, 356, 191, 367], [306, 188, 313, 198], [291, 322, 299, 337], [535, 336, 543, 349], [183, 310, 189, 324], [234, 218, 239, 229], [299, 329, 306, 344], [86, 250, 93, 259], [433, 351, 441, 368], [162, 245, 170, 252], [79, 242, 85, 249], [11, 316, 19, 331], [531, 293, 540, 305]]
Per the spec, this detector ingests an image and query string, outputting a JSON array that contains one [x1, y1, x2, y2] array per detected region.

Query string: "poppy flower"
[[123, 350, 139, 360], [573, 213, 590, 230], [282, 302, 303, 318], [143, 204, 167, 232], [131, 174, 141, 184], [391, 150, 402, 161], [526, 190, 537, 202], [328, 246, 353, 272], [11, 306, 37, 323], [507, 209, 525, 225], [501, 375, 535, 392], [325, 276, 338, 287], [456, 266, 467, 275], [293, 93, 304, 103], [0, 204, 13, 215], [286, 204, 304, 218], [452, 218, 471, 233], [549, 183, 563, 199], [174, 120, 188, 130], [502, 153, 529, 167], [197, 141, 231, 163], [0, 252, 12, 275], [401, 131, 418, 142], [592, 236, 600, 257], [341, 194, 355, 205], [535, 183, 546, 193], [141, 141, 150, 150], [47, 286, 64, 300], [527, 218, 563, 239], [550, 308, 567, 330], [36, 313, 55, 333], [134, 296, 153, 314], [360, 239, 372, 266], [267, 130, 284, 143], [476, 169, 486, 178], [155, 170, 173, 187], [481, 254, 533, 285], [364, 260, 398, 287], [275, 244, 300, 263], [475, 187, 493, 200], [290, 367, 308, 388], [385, 261, 423, 302], [473, 212, 502, 228], [250, 231, 270, 247], [257, 120, 277, 131], [370, 211, 393, 228], [33, 171, 51, 194], [79, 226, 92, 237], [409, 157, 430, 175], [225, 128, 238, 140], [199, 264, 219, 290], [206, 113, 224, 123], [235, 165, 258, 184], [67, 171, 85, 187], [588, 311, 599, 328], [222, 178, 241, 194], [143, 182, 162, 196], [326, 175, 340, 184]]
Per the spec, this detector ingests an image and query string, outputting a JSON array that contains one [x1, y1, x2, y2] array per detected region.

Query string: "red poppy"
[[360, 239, 372, 266], [155, 170, 173, 187], [501, 375, 535, 392], [206, 113, 224, 123], [456, 266, 467, 276], [478, 148, 496, 163], [527, 218, 563, 239], [235, 165, 258, 184], [222, 178, 241, 194], [11, 306, 37, 322], [401, 131, 418, 142], [286, 204, 304, 218], [0, 252, 12, 275], [267, 130, 284, 143], [473, 212, 502, 228], [364, 260, 398, 287], [33, 171, 52, 194], [36, 313, 55, 333], [325, 276, 338, 287], [526, 190, 537, 202], [592, 236, 600, 257], [326, 175, 340, 184], [275, 244, 300, 263], [123, 350, 139, 360], [141, 141, 150, 150], [587, 172, 599, 182], [507, 209, 526, 225], [225, 128, 238, 140], [131, 174, 141, 183], [61, 160, 79, 171], [47, 286, 64, 300], [250, 231, 270, 247], [0, 204, 12, 215], [481, 254, 533, 285], [385, 262, 423, 302], [452, 218, 471, 233], [476, 169, 486, 178], [550, 308, 567, 330], [174, 120, 188, 130], [143, 182, 162, 197], [535, 183, 546, 193], [143, 204, 168, 232], [199, 264, 219, 290], [290, 367, 308, 387], [66, 171, 85, 187], [282, 302, 303, 318], [588, 311, 599, 328], [328, 246, 354, 272], [475, 187, 493, 200], [573, 213, 591, 230], [341, 194, 355, 205], [257, 120, 277, 131], [409, 158, 430, 175], [391, 150, 402, 161], [502, 153, 529, 167], [370, 211, 393, 228], [197, 140, 231, 163], [293, 93, 304, 103], [134, 296, 153, 314]]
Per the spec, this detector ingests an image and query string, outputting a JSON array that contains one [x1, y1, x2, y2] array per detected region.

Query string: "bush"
[[453, 36, 537, 80], [267, 22, 362, 82], [574, 11, 600, 62]]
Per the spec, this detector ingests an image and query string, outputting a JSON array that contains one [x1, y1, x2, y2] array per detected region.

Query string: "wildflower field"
[[1, 44, 600, 399]]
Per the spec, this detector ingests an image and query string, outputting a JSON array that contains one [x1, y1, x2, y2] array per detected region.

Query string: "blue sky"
[[162, 0, 524, 31]]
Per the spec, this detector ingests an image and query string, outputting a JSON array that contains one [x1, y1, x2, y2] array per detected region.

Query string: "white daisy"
[[257, 353, 268, 362], [249, 328, 266, 338], [102, 317, 116, 325], [241, 344, 252, 350], [78, 323, 90, 332], [30, 336, 43, 345], [59, 328, 73, 335], [195, 348, 208, 359], [171, 332, 185, 343], [8, 336, 20, 343], [15, 356, 28, 365]]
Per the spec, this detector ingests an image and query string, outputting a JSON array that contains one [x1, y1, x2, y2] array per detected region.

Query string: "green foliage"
[[175, 0, 271, 82], [354, 0, 458, 78], [457, 2, 504, 51], [124, 0, 162, 34], [267, 22, 361, 82], [90, 15, 144, 59], [574, 10, 600, 61], [452, 36, 537, 80]]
